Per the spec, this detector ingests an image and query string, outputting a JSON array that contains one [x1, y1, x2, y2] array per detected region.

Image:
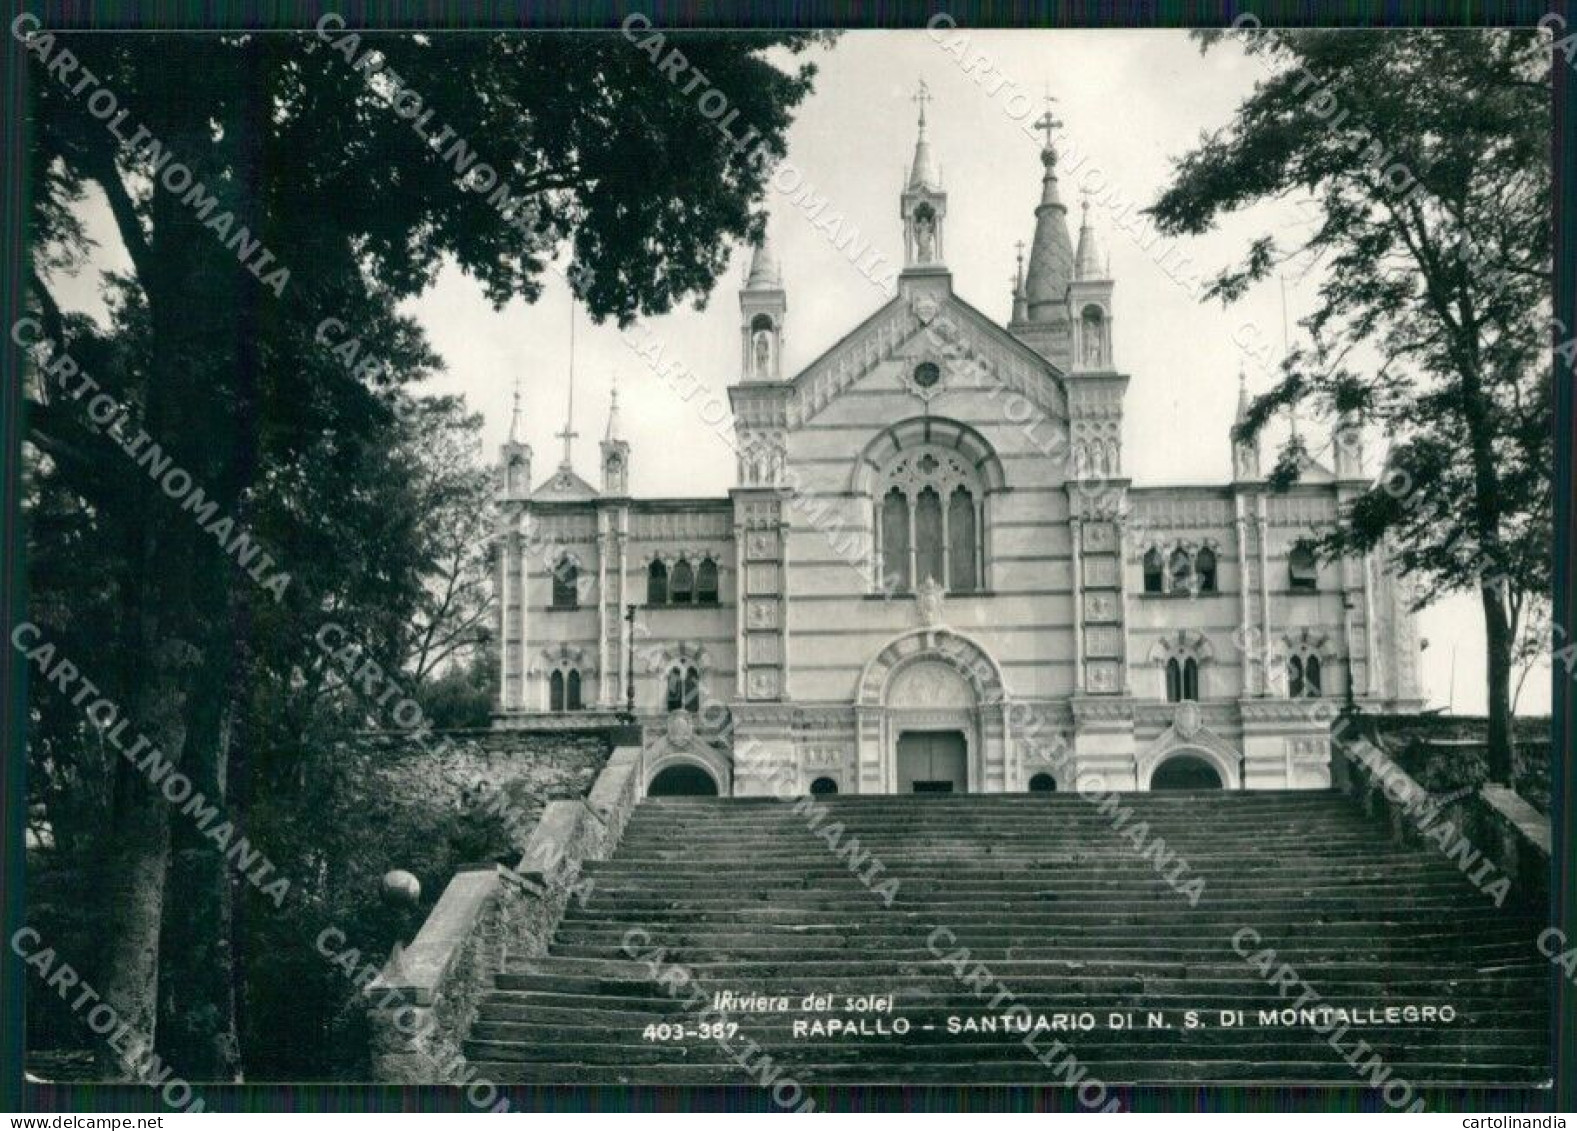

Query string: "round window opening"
[[912, 362, 941, 389]]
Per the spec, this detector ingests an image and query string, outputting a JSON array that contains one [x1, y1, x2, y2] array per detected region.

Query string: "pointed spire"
[[745, 230, 781, 289], [555, 298, 579, 470], [906, 78, 939, 191], [1023, 91, 1075, 321], [508, 369, 523, 445], [1012, 240, 1029, 322], [1074, 192, 1108, 281], [604, 375, 621, 442]]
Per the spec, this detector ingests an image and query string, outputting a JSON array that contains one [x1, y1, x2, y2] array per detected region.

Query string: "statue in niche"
[[753, 329, 773, 377], [1083, 324, 1103, 368], [914, 211, 936, 263]]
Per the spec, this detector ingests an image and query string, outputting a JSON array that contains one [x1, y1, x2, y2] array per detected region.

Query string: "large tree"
[[22, 27, 823, 1077], [1150, 28, 1551, 782]]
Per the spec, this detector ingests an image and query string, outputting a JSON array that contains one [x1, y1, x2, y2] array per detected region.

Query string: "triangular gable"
[[785, 290, 1067, 429], [533, 465, 600, 501]]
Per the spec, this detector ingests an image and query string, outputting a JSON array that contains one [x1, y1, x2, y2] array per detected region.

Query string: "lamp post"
[[1341, 593, 1358, 719], [624, 603, 637, 721]]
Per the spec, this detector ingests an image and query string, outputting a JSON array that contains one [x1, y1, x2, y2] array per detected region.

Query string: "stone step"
[[560, 898, 1509, 924], [553, 915, 1541, 938], [505, 955, 1541, 981], [548, 933, 1532, 959], [450, 791, 1547, 1088], [584, 863, 1464, 885], [491, 970, 1542, 998], [605, 845, 1445, 862], [579, 878, 1480, 901]]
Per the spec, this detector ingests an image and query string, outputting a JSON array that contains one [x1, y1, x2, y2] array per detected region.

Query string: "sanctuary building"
[[489, 93, 1424, 797]]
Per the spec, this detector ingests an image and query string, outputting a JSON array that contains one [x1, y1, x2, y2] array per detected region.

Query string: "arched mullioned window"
[[696, 558, 719, 605], [1196, 547, 1218, 593], [1304, 656, 1323, 698], [670, 559, 694, 604], [1287, 655, 1305, 698], [666, 665, 700, 712], [948, 487, 977, 591], [874, 445, 985, 594], [915, 487, 944, 587], [880, 488, 910, 591], [1144, 543, 1223, 596], [1153, 631, 1212, 703], [647, 559, 668, 605], [551, 557, 579, 609], [1143, 548, 1165, 594], [550, 668, 584, 711]]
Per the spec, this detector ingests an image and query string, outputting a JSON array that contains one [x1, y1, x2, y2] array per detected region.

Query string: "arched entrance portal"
[[1150, 754, 1224, 791], [857, 628, 1008, 796], [647, 764, 720, 797]]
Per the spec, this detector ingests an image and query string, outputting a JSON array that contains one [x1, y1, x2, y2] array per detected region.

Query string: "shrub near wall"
[[239, 728, 612, 1080]]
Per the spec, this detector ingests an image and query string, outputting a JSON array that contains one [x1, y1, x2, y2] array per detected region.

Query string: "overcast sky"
[[48, 29, 1552, 716]]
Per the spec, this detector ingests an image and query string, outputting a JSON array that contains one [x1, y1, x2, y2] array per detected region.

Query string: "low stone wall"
[[366, 743, 643, 1083], [1334, 730, 1550, 911], [1363, 713, 1551, 814]]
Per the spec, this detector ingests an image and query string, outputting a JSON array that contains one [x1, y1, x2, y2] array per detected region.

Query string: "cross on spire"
[[556, 417, 579, 468], [912, 78, 931, 128], [1033, 91, 1063, 151], [508, 369, 523, 445]]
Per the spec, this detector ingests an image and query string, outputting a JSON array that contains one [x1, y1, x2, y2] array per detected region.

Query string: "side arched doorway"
[[647, 764, 720, 797], [1150, 754, 1224, 791]]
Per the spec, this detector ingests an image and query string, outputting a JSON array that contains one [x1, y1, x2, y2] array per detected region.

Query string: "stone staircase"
[[463, 791, 1550, 1087]]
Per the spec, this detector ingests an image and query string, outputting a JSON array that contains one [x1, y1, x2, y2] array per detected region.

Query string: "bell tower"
[[600, 378, 629, 495], [900, 79, 948, 272], [739, 232, 786, 382]]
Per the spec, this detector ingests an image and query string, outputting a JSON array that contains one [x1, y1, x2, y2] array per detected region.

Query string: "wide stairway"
[[465, 791, 1549, 1086]]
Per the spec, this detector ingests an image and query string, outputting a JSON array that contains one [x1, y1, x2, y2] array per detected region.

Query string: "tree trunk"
[[94, 633, 197, 1079], [158, 661, 244, 1081], [1480, 585, 1517, 785]]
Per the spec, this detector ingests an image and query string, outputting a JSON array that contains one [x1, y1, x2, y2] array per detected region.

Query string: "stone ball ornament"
[[380, 869, 421, 907]]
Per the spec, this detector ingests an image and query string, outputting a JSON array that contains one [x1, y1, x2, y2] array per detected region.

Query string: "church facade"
[[490, 95, 1424, 797]]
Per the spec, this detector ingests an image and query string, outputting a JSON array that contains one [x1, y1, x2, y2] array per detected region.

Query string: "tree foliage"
[[22, 26, 825, 1078], [1151, 29, 1551, 780]]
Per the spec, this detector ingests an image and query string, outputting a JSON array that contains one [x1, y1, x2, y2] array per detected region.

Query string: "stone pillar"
[[1070, 517, 1085, 692], [1255, 497, 1271, 693], [1234, 499, 1251, 696], [597, 513, 610, 704]]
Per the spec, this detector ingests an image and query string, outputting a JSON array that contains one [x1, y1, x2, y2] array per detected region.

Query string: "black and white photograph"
[[2, 8, 1572, 1119]]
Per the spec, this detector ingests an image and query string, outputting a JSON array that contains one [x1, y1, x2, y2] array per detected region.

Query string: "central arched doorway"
[[647, 764, 720, 797], [1150, 754, 1224, 791]]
